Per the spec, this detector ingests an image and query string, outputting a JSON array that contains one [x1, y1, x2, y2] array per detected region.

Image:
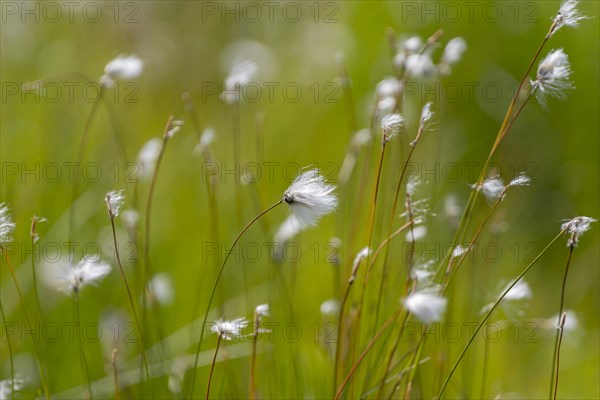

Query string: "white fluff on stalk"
[[551, 0, 589, 36], [101, 54, 143, 87], [441, 37, 467, 66], [105, 190, 125, 218], [381, 113, 404, 144], [404, 287, 447, 324], [211, 317, 249, 341], [194, 127, 216, 155], [0, 203, 15, 243], [561, 216, 596, 247], [404, 53, 436, 78], [531, 48, 573, 106], [283, 169, 338, 227], [46, 257, 111, 295]]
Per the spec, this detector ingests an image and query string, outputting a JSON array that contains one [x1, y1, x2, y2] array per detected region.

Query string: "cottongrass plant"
[[206, 317, 249, 399], [46, 255, 111, 398], [189, 168, 337, 398], [550, 216, 596, 399], [0, 204, 50, 398], [104, 190, 150, 381]]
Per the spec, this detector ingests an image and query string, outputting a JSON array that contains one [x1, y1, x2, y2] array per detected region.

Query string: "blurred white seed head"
[[504, 280, 533, 302], [561, 216, 596, 248], [255, 303, 270, 317], [283, 169, 338, 227], [551, 0, 589, 36], [376, 77, 402, 99], [531, 48, 573, 106], [320, 299, 340, 316], [451, 244, 467, 259], [350, 247, 371, 282], [46, 257, 111, 295], [420, 102, 435, 127], [406, 175, 421, 197], [405, 225, 427, 242], [0, 203, 16, 244], [211, 317, 249, 341], [475, 176, 505, 202], [105, 190, 125, 218], [147, 273, 174, 306], [394, 36, 423, 68], [194, 127, 216, 155], [101, 55, 143, 88], [381, 113, 404, 144], [351, 129, 372, 148], [410, 260, 435, 285], [0, 375, 25, 399], [137, 137, 162, 180], [404, 53, 437, 79], [121, 209, 139, 233], [404, 287, 447, 324], [222, 59, 258, 103], [274, 214, 306, 244], [441, 37, 467, 66]]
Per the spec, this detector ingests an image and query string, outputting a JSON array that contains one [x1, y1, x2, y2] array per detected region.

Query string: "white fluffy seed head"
[[404, 288, 447, 324], [194, 127, 216, 155], [320, 299, 340, 316], [442, 37, 467, 66], [148, 273, 174, 306], [477, 176, 506, 202], [351, 247, 371, 280], [0, 203, 16, 244], [211, 317, 249, 341], [101, 55, 143, 87], [381, 113, 404, 144], [283, 169, 338, 227], [503, 280, 533, 302], [404, 53, 437, 79], [255, 303, 270, 317], [561, 216, 596, 248], [531, 48, 573, 106], [551, 0, 589, 36], [105, 190, 125, 218], [46, 257, 111, 295]]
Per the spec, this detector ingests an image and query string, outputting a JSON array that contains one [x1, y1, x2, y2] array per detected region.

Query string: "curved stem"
[[436, 231, 563, 399], [188, 199, 283, 398]]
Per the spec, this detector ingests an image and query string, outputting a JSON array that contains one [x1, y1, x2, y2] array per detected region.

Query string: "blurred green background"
[[1, 1, 598, 398]]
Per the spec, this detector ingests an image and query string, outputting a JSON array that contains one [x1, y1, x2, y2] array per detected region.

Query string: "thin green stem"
[[73, 293, 92, 399], [0, 298, 15, 400], [109, 215, 150, 381], [334, 311, 399, 400], [550, 246, 574, 400], [189, 199, 283, 399], [436, 231, 564, 399], [205, 335, 222, 400], [0, 247, 49, 398], [69, 91, 103, 248]]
